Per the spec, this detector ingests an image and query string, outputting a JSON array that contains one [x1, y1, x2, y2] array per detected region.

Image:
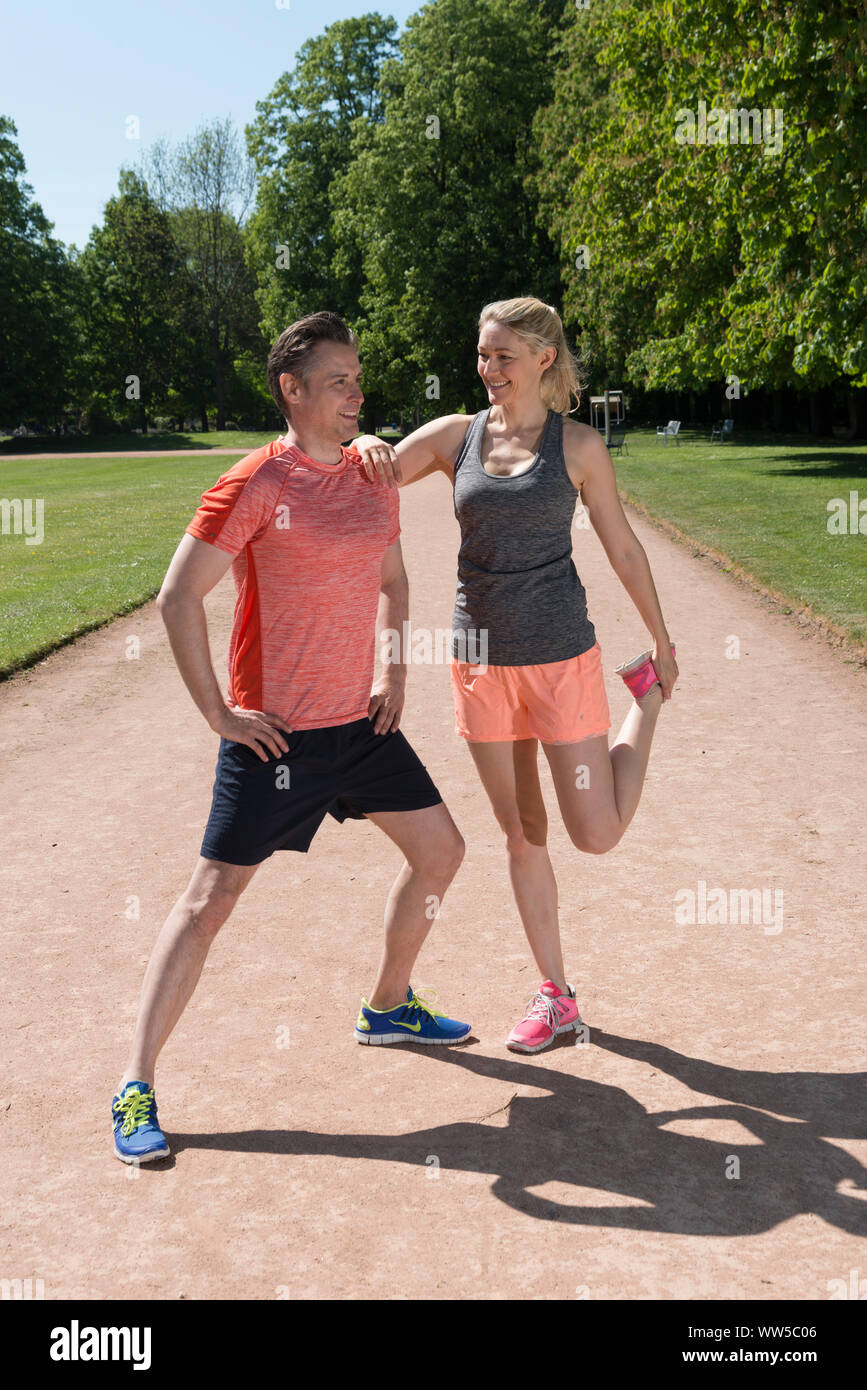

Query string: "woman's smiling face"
[[477, 320, 555, 407]]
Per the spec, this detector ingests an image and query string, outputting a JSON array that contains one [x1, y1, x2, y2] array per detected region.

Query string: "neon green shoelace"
[[113, 1088, 155, 1137], [409, 988, 446, 1026]]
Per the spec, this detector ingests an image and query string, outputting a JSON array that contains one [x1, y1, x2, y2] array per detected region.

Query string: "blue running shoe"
[[355, 986, 471, 1046], [112, 1080, 170, 1163]]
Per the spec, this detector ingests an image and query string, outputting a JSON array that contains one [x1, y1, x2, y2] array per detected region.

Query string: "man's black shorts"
[[200, 716, 443, 865]]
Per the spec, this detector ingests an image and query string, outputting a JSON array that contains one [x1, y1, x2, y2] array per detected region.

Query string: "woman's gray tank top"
[[451, 408, 597, 666]]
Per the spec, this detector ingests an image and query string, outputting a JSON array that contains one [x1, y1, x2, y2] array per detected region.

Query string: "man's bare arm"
[[157, 534, 293, 760], [369, 539, 409, 734]]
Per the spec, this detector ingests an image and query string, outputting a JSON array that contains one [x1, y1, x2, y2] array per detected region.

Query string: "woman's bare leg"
[[542, 684, 664, 854], [466, 739, 568, 993]]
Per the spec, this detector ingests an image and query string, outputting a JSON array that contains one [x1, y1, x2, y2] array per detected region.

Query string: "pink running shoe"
[[506, 981, 582, 1054], [615, 643, 676, 700]]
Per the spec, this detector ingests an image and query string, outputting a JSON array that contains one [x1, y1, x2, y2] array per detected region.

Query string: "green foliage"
[[0, 116, 72, 425], [6, 0, 866, 429], [245, 14, 399, 341], [76, 170, 182, 431], [336, 0, 565, 419], [143, 120, 267, 428], [530, 0, 622, 383], [536, 0, 867, 394]]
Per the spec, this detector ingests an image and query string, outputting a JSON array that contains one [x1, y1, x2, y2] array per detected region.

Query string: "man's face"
[[281, 342, 364, 442]]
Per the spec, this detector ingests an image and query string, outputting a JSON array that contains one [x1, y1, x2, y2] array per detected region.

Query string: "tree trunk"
[[199, 402, 209, 432], [139, 402, 147, 434], [808, 388, 831, 436], [213, 328, 226, 431], [846, 389, 867, 439]]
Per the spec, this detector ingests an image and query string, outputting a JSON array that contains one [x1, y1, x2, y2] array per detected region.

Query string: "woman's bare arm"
[[351, 414, 475, 488], [563, 419, 678, 698]]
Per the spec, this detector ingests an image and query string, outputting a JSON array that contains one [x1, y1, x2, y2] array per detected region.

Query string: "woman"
[[353, 297, 678, 1053]]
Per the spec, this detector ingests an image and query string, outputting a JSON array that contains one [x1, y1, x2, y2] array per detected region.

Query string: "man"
[[112, 312, 470, 1165]]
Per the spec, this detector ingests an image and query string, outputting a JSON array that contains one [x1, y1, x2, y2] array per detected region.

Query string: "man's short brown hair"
[[267, 312, 359, 424]]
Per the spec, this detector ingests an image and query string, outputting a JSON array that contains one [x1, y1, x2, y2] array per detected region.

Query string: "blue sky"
[[4, 0, 418, 250]]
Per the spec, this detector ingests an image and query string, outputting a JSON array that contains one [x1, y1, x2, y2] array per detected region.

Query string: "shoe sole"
[[506, 1018, 583, 1054], [114, 1143, 171, 1164], [614, 650, 652, 677], [354, 1029, 471, 1046], [615, 644, 676, 681]]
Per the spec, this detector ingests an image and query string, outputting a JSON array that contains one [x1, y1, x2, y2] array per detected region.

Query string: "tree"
[[142, 119, 264, 429], [77, 171, 181, 433], [245, 13, 399, 345], [530, 0, 622, 386], [536, 0, 867, 424], [0, 116, 71, 427], [336, 0, 565, 423]]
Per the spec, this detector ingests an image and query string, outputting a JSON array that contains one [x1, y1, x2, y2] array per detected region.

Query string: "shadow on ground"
[[759, 452, 867, 479], [165, 1034, 867, 1236]]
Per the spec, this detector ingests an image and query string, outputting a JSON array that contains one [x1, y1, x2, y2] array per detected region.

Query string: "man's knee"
[[412, 823, 465, 881], [439, 825, 466, 879], [182, 863, 251, 937]]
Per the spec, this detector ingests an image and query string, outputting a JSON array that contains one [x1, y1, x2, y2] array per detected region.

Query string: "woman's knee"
[[519, 808, 547, 847], [567, 819, 623, 855], [503, 813, 547, 858]]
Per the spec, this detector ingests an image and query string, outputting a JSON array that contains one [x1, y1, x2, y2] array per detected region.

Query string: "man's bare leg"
[[119, 856, 258, 1090], [363, 803, 465, 1010]]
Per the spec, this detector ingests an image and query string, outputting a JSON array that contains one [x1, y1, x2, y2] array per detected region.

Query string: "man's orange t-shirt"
[[184, 438, 400, 730]]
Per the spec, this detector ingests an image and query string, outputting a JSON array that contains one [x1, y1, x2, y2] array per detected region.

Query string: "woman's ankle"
[[636, 681, 664, 711]]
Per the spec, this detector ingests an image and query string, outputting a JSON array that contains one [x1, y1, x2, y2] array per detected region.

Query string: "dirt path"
[[1, 475, 865, 1301]]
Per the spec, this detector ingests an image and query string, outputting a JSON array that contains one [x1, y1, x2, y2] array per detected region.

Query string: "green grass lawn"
[[0, 427, 403, 455], [0, 452, 249, 675], [0, 430, 278, 455], [611, 429, 866, 648], [0, 432, 864, 677]]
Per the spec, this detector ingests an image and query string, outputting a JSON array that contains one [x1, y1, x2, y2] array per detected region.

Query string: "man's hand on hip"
[[368, 673, 406, 734], [210, 706, 294, 762]]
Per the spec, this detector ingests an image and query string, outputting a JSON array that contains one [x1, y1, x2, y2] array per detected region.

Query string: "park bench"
[[710, 419, 734, 442], [607, 428, 629, 456]]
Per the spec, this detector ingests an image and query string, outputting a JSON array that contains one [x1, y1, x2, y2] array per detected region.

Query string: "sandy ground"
[[1, 471, 865, 1302]]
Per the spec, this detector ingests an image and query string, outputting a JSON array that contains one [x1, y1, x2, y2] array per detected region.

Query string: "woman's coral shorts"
[[450, 640, 611, 745]]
